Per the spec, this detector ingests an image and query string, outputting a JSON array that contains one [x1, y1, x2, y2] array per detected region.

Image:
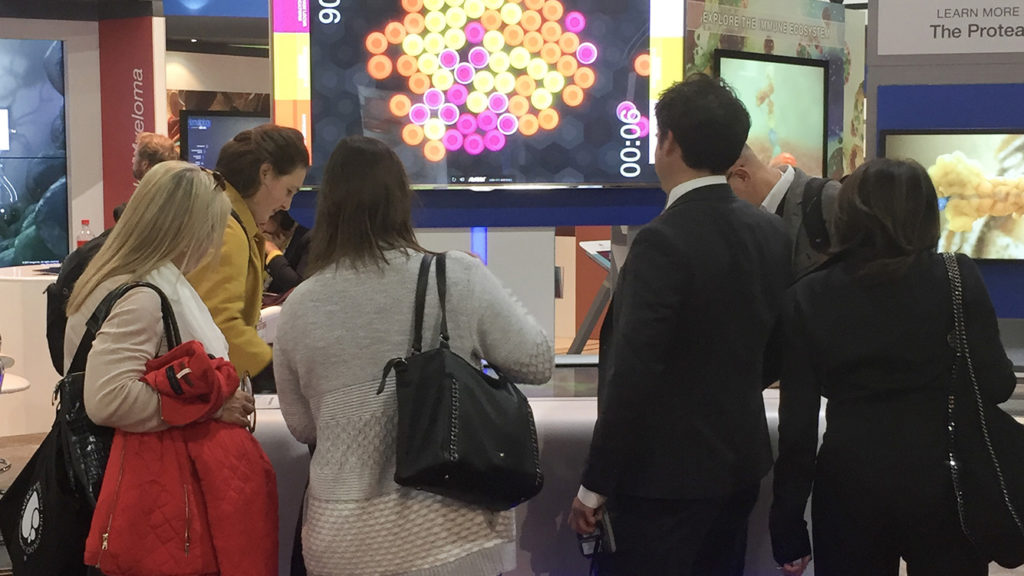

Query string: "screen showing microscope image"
[[309, 0, 684, 188], [0, 38, 68, 267], [883, 130, 1024, 261], [714, 50, 827, 178]]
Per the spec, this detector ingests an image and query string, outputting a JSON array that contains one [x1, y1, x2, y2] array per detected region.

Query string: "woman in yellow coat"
[[188, 124, 308, 391]]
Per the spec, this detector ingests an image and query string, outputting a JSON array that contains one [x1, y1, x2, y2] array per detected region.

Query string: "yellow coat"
[[187, 184, 272, 377]]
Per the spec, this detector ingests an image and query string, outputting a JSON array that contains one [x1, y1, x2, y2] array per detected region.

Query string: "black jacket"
[[769, 252, 1017, 564], [583, 183, 792, 500], [267, 225, 310, 294]]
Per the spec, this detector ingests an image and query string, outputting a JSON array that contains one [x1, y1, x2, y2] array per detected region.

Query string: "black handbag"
[[0, 281, 180, 575], [942, 252, 1024, 569], [378, 253, 544, 511]]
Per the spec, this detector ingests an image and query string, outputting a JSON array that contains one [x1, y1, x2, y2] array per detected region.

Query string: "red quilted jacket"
[[85, 341, 278, 576]]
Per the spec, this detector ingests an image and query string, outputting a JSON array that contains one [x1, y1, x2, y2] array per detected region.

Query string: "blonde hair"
[[68, 161, 230, 314]]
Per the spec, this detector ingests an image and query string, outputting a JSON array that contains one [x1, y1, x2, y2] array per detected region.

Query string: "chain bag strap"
[[942, 252, 1024, 542]]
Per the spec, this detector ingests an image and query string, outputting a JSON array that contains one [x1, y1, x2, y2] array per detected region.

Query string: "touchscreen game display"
[[884, 131, 1024, 260], [180, 111, 271, 169], [310, 0, 682, 187], [715, 50, 827, 177]]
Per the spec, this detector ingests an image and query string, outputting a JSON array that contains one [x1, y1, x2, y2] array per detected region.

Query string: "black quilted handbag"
[[379, 253, 543, 511], [943, 253, 1024, 569]]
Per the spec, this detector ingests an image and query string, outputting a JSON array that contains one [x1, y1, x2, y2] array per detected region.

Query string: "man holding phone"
[[569, 75, 791, 575]]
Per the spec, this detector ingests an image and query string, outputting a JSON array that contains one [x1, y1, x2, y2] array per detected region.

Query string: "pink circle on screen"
[[464, 133, 485, 155], [409, 104, 431, 125], [439, 49, 460, 70], [577, 42, 598, 65], [424, 88, 445, 109], [455, 63, 476, 84], [447, 84, 469, 105], [465, 22, 486, 44], [484, 130, 506, 152], [468, 46, 490, 68], [488, 93, 510, 113], [564, 11, 586, 33], [497, 113, 519, 135], [636, 116, 650, 138], [477, 110, 498, 131], [443, 129, 464, 151], [457, 114, 478, 135], [616, 101, 637, 123], [439, 103, 461, 124]]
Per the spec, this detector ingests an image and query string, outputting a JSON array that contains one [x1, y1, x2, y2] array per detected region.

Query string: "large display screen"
[[309, 0, 684, 188], [882, 130, 1024, 261], [714, 50, 827, 177], [0, 38, 68, 267], [179, 110, 271, 169]]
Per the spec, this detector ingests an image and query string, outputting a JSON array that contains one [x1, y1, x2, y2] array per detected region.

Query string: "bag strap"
[[411, 253, 435, 354], [800, 177, 832, 254], [435, 253, 451, 349], [942, 252, 1024, 539], [67, 281, 182, 375]]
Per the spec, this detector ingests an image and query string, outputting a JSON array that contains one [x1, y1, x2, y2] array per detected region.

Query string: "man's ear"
[[732, 166, 752, 182]]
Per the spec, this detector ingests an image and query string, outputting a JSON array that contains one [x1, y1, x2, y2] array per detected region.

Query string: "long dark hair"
[[215, 124, 309, 198], [307, 136, 425, 272], [832, 158, 940, 279]]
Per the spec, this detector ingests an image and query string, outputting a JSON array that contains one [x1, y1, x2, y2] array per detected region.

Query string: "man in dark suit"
[[568, 75, 792, 576], [727, 145, 841, 279]]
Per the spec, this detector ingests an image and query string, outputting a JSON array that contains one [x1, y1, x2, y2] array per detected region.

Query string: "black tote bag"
[[379, 253, 543, 511], [0, 282, 180, 575], [943, 253, 1024, 569]]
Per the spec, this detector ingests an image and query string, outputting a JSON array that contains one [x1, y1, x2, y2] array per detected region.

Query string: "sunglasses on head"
[[199, 166, 228, 192]]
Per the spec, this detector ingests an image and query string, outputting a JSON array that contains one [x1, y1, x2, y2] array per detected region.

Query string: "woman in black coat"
[[770, 158, 1017, 576]]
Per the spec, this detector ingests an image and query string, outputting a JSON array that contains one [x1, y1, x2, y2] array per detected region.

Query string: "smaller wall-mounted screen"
[[883, 130, 1024, 261], [0, 38, 67, 267], [714, 50, 828, 177], [179, 110, 271, 169]]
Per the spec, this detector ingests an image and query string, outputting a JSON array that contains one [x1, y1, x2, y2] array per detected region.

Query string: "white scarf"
[[143, 262, 230, 359]]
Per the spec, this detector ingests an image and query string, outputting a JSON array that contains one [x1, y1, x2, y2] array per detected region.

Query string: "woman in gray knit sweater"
[[274, 136, 554, 576]]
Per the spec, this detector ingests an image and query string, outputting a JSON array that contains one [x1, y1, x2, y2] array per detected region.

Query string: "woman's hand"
[[780, 555, 811, 576], [215, 388, 255, 428]]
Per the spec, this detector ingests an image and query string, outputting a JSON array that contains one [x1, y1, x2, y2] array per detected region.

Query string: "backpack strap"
[[411, 253, 435, 354], [435, 253, 450, 349], [800, 177, 832, 254], [67, 282, 182, 375]]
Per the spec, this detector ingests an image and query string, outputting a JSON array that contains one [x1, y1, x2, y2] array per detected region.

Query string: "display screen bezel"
[[178, 109, 272, 168]]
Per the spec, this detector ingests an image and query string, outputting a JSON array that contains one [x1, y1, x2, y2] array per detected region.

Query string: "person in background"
[[187, 124, 309, 392], [45, 131, 178, 374], [274, 135, 553, 576], [770, 158, 1015, 576], [263, 209, 310, 294], [727, 144, 841, 279], [568, 75, 791, 576]]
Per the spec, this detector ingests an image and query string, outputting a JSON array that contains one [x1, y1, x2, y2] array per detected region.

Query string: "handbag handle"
[[411, 253, 436, 354], [943, 252, 1024, 539], [67, 281, 182, 375]]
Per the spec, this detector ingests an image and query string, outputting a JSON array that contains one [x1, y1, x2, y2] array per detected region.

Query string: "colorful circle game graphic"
[[310, 0, 658, 186]]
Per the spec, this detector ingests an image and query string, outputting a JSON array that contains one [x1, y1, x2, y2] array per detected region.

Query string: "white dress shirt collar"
[[665, 175, 728, 212], [761, 165, 795, 215]]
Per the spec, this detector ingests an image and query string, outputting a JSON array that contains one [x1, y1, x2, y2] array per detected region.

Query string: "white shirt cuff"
[[577, 485, 607, 509]]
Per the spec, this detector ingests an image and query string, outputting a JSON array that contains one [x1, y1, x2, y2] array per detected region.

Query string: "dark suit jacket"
[[267, 225, 311, 294], [778, 166, 840, 279], [769, 252, 1017, 564], [584, 183, 792, 500]]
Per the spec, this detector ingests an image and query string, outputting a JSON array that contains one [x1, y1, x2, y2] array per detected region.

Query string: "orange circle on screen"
[[390, 94, 413, 117], [368, 55, 394, 79], [520, 10, 542, 31], [508, 95, 530, 117], [556, 54, 578, 77], [404, 12, 426, 34], [558, 32, 579, 53], [540, 21, 562, 42], [423, 140, 446, 162], [481, 10, 503, 31], [409, 72, 431, 94], [538, 108, 559, 130], [562, 84, 584, 107], [402, 0, 424, 12], [634, 54, 652, 77], [519, 113, 540, 136], [523, 31, 544, 53], [524, 0, 544, 9], [397, 54, 419, 77], [574, 67, 595, 89], [515, 75, 536, 96], [504, 24, 525, 46], [402, 124, 425, 146], [366, 32, 389, 54], [385, 22, 407, 44], [540, 43, 561, 64], [542, 1, 564, 21]]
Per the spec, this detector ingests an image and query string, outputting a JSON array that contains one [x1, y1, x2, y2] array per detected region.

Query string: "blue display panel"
[[179, 110, 271, 169], [164, 0, 268, 19]]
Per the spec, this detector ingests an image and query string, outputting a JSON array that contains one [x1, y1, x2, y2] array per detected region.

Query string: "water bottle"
[[76, 219, 94, 248]]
